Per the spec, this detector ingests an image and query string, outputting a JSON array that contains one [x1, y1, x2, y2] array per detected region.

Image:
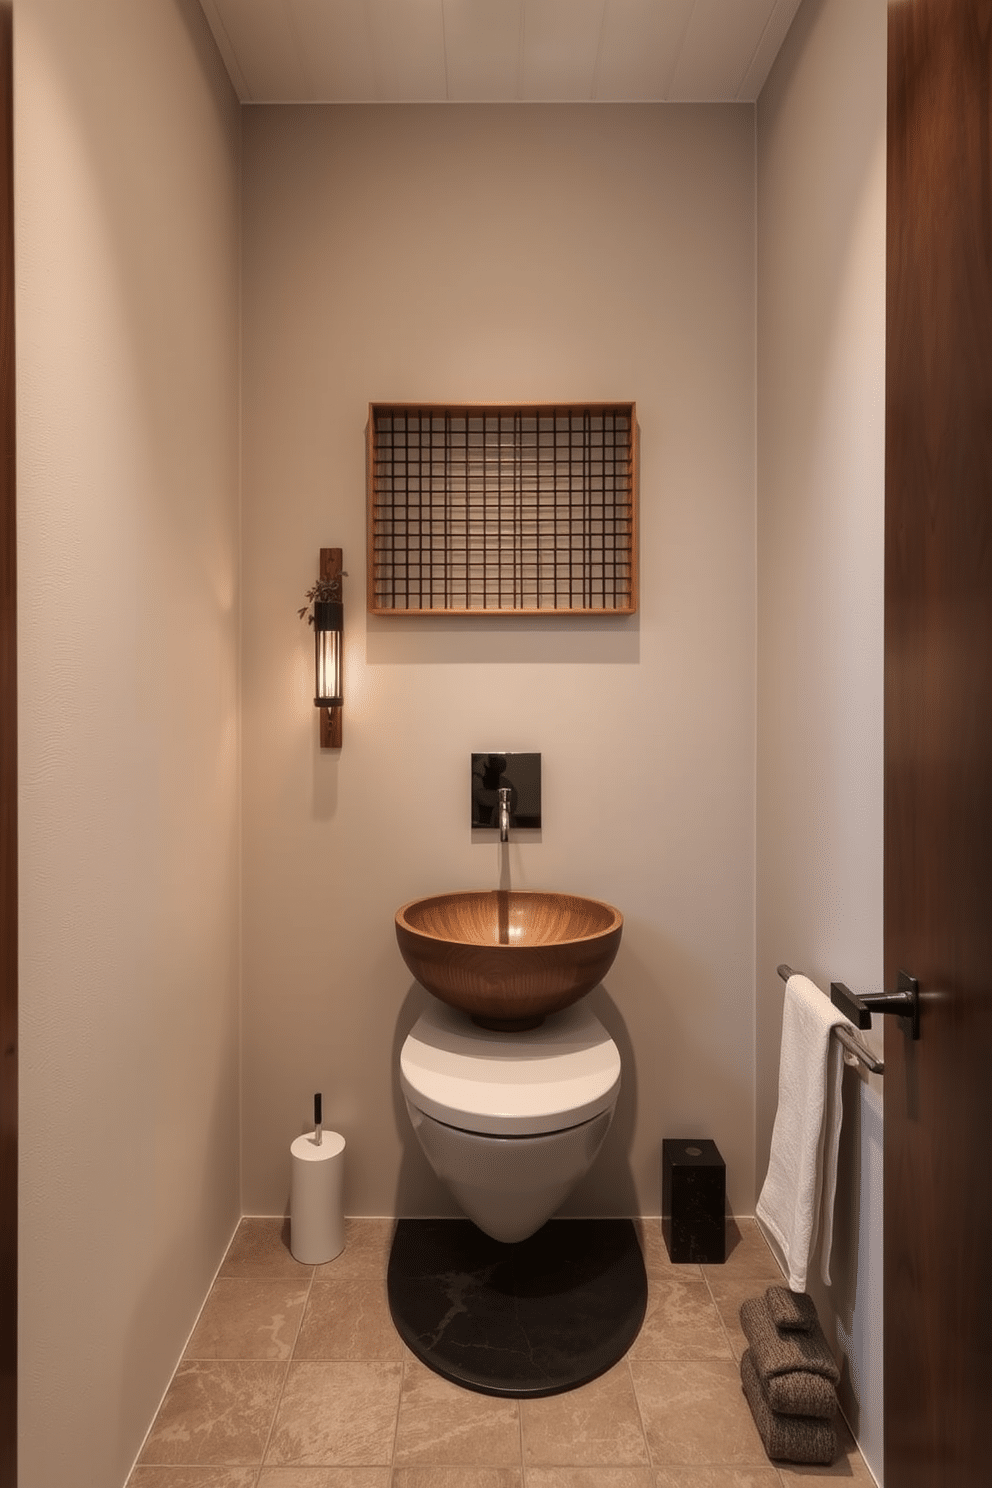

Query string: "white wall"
[[240, 103, 758, 1222], [15, 1, 241, 1483], [756, 0, 887, 1478]]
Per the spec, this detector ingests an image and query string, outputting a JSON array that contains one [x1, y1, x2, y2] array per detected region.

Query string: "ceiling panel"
[[197, 0, 249, 96], [671, 0, 782, 100], [197, 0, 806, 105], [366, 0, 448, 101], [519, 0, 605, 102], [287, 0, 379, 100], [442, 0, 524, 101], [738, 0, 805, 99], [593, 0, 695, 101], [203, 0, 307, 102]]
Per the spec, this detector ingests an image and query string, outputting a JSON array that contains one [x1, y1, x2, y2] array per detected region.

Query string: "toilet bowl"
[[400, 999, 621, 1244]]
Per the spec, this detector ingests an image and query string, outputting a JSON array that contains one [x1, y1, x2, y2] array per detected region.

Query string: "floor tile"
[[525, 1470, 657, 1487], [184, 1278, 310, 1360], [629, 1358, 768, 1467], [651, 1471, 783, 1487], [633, 1220, 703, 1280], [127, 1469, 259, 1487], [265, 1361, 402, 1467], [702, 1222, 782, 1283], [221, 1217, 313, 1280], [393, 1357, 521, 1466], [313, 1219, 395, 1281], [294, 1277, 405, 1361], [138, 1360, 286, 1466], [392, 1470, 522, 1487], [521, 1363, 649, 1468], [257, 1470, 391, 1486], [702, 1278, 771, 1364], [628, 1278, 734, 1361]]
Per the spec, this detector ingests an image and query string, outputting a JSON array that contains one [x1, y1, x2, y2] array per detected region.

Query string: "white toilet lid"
[[400, 1000, 621, 1136]]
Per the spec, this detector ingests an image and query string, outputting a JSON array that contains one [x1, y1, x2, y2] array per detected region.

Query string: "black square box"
[[661, 1138, 726, 1264]]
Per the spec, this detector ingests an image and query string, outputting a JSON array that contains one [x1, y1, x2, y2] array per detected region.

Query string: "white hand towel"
[[756, 974, 853, 1292]]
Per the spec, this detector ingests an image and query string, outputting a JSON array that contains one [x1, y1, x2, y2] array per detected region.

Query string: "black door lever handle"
[[830, 972, 920, 1040]]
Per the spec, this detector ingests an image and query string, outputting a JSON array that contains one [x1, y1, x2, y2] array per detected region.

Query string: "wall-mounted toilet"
[[400, 998, 621, 1243]]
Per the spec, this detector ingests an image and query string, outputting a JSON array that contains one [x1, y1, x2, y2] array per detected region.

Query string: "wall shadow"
[[367, 611, 640, 668], [390, 983, 460, 1219], [564, 986, 640, 1218]]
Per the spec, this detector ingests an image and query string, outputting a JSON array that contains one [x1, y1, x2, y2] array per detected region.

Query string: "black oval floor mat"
[[387, 1217, 647, 1397]]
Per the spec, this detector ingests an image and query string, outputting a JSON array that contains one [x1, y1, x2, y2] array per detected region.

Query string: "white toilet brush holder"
[[290, 1093, 345, 1264]]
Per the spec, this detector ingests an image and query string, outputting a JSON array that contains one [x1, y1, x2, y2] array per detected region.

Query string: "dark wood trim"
[[0, 2, 15, 1483]]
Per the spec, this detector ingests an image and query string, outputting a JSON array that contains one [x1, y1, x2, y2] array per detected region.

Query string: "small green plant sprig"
[[298, 572, 347, 625]]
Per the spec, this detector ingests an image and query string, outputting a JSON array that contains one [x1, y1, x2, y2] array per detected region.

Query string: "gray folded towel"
[[741, 1348, 837, 1465], [765, 1285, 819, 1332], [739, 1294, 839, 1416], [755, 1356, 837, 1417]]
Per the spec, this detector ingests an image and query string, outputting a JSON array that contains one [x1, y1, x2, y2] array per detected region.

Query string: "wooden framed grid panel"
[[367, 403, 637, 616]]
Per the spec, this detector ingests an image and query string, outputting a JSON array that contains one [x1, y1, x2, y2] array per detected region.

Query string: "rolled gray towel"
[[766, 1285, 819, 1332], [741, 1348, 836, 1465], [739, 1295, 839, 1416]]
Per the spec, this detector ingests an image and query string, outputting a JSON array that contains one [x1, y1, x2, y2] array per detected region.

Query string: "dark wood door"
[[884, 4, 992, 1483]]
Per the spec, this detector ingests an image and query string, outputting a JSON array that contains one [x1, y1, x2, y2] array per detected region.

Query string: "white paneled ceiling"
[[198, 0, 805, 105]]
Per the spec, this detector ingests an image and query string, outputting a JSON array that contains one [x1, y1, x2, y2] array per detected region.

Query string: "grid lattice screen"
[[367, 403, 637, 615]]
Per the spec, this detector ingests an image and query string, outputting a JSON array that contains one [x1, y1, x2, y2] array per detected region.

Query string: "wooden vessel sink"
[[395, 890, 623, 1030]]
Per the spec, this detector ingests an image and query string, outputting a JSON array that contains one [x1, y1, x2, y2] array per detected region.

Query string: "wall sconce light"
[[301, 548, 344, 749]]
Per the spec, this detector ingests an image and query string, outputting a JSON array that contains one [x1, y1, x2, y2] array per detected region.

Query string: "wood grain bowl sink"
[[395, 890, 623, 1031]]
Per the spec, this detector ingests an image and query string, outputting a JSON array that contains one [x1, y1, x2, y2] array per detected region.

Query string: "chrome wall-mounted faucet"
[[498, 787, 511, 842]]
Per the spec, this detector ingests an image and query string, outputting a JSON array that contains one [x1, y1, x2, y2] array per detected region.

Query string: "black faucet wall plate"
[[471, 753, 542, 830]]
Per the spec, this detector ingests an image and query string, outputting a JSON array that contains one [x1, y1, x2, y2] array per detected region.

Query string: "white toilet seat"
[[400, 999, 621, 1137]]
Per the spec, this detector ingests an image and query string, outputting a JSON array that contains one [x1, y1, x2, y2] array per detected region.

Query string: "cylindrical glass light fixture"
[[313, 599, 343, 707]]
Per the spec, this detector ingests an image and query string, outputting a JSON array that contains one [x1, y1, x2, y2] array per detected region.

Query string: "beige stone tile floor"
[[126, 1217, 876, 1488]]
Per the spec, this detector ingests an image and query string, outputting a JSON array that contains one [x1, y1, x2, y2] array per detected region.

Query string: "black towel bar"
[[776, 963, 885, 1075]]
